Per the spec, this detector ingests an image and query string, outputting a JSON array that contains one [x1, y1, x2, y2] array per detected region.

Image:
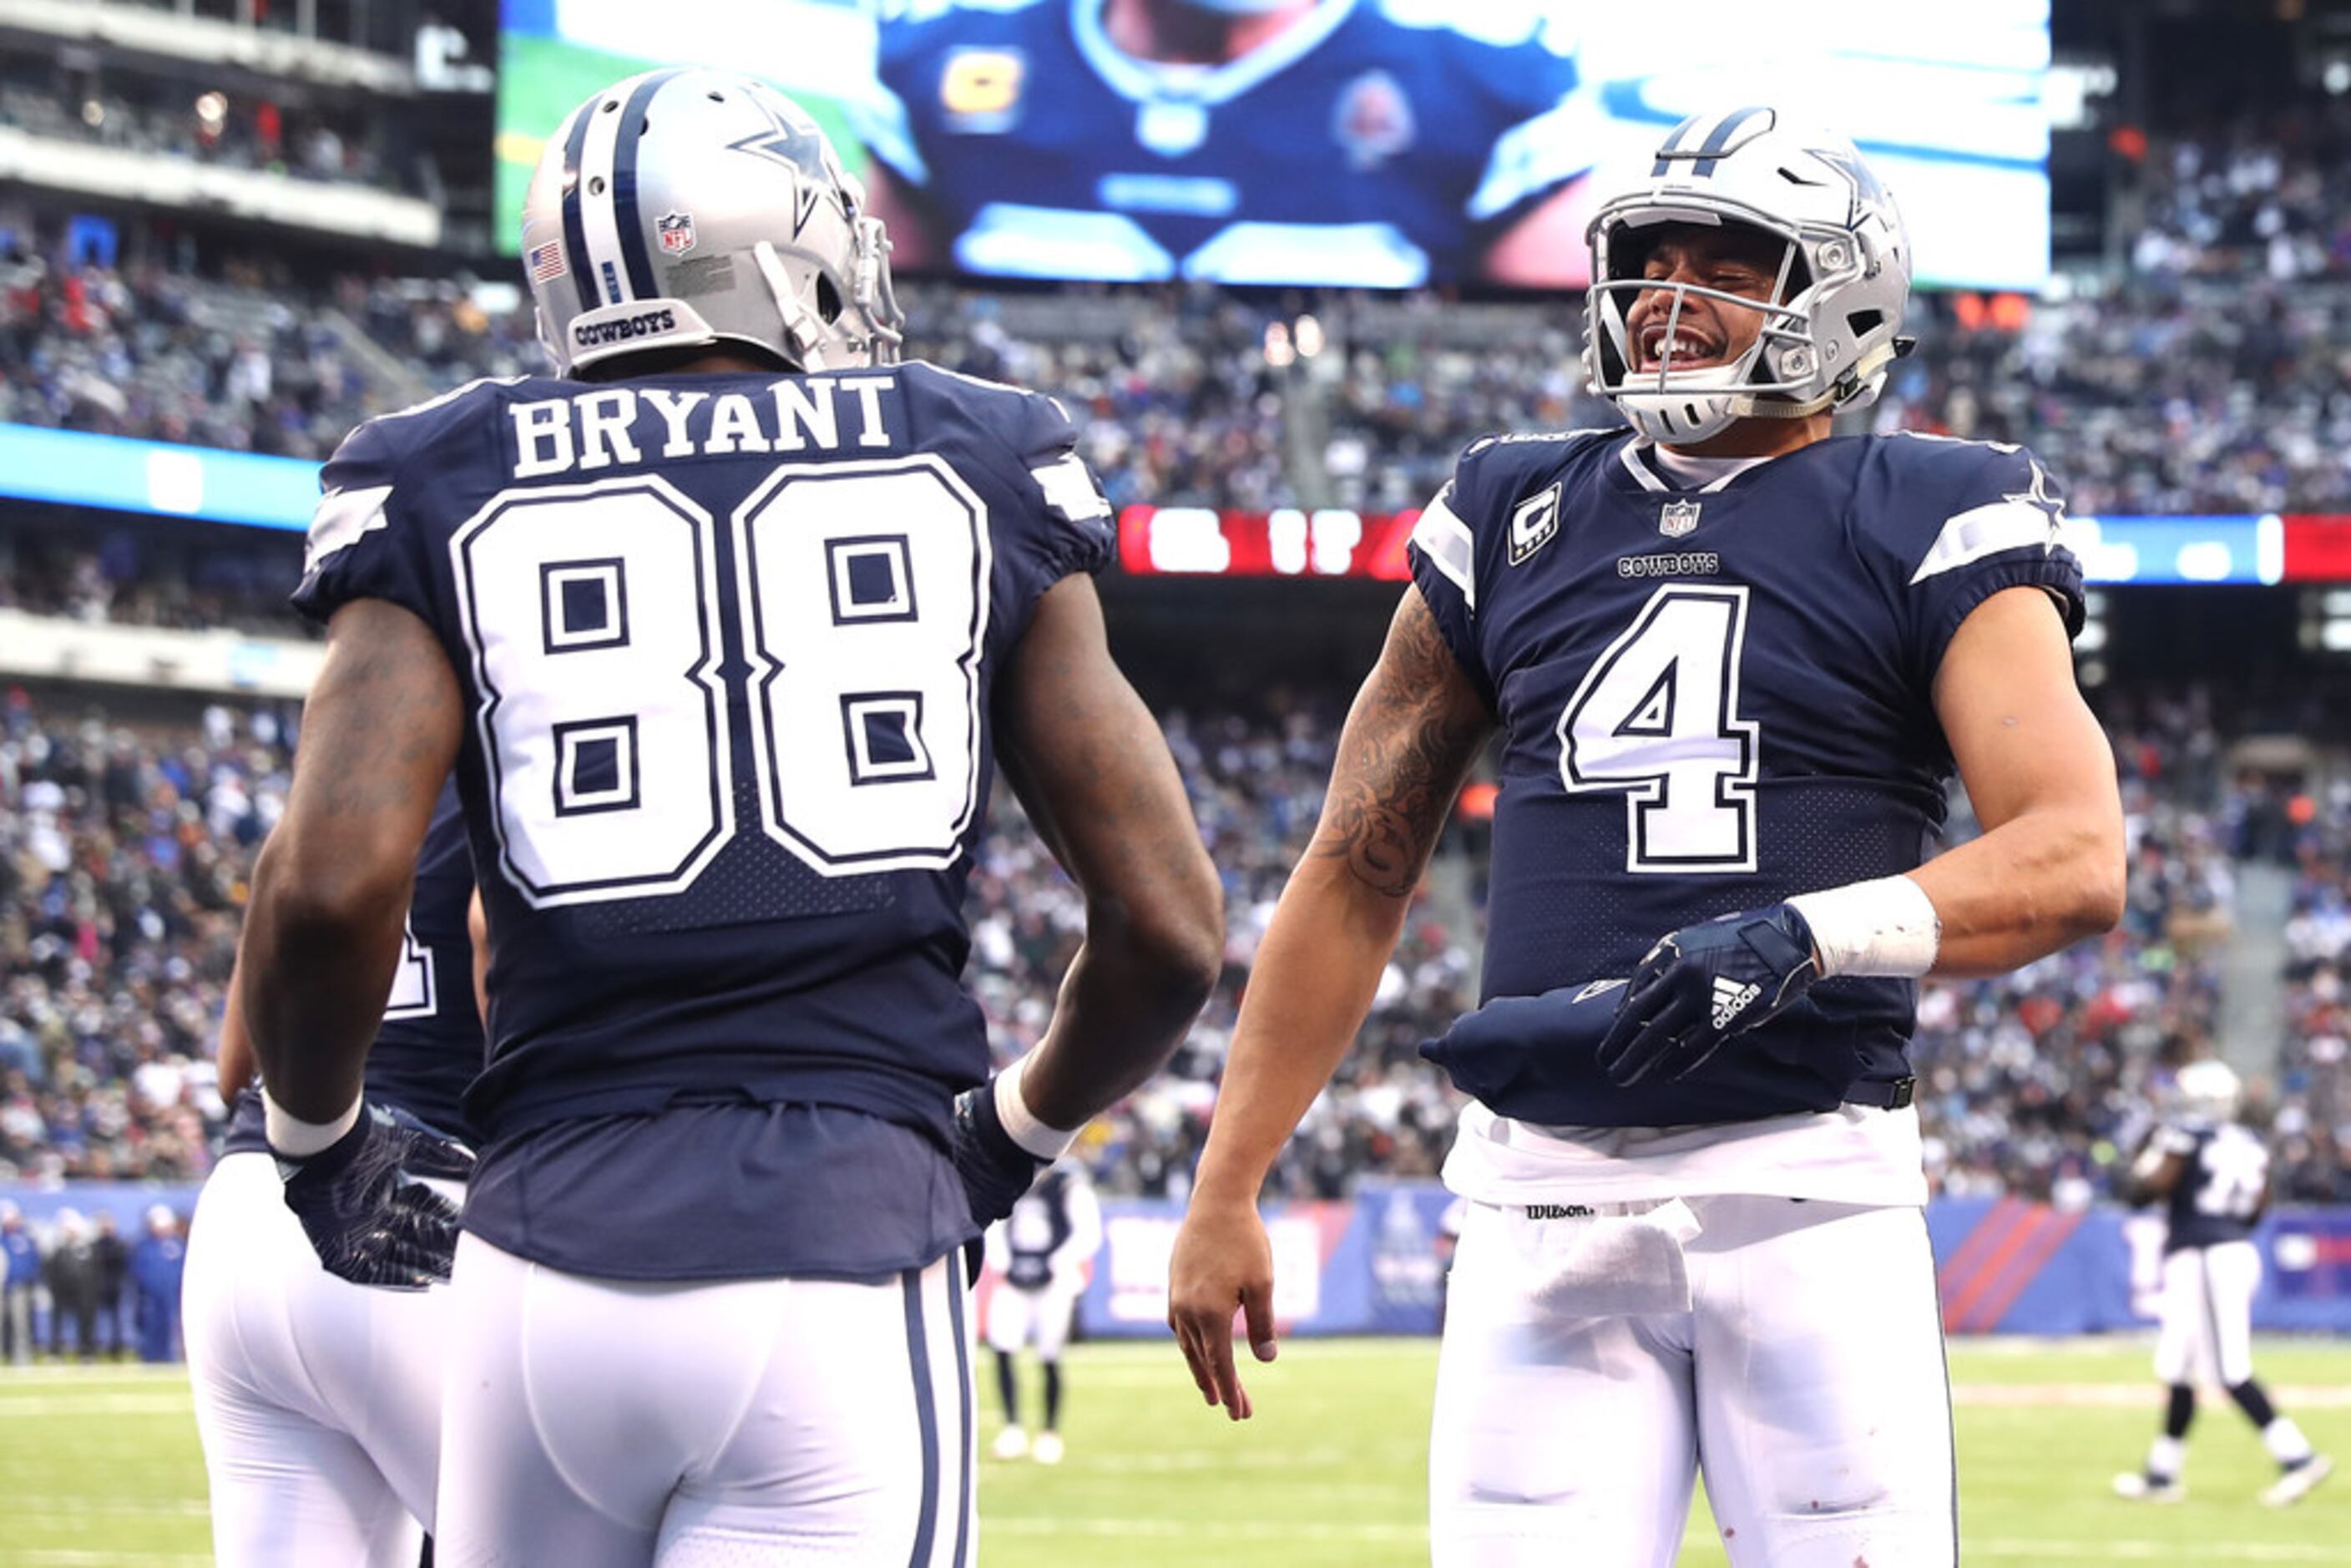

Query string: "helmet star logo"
[[725, 99, 836, 233], [726, 104, 829, 176], [1804, 146, 1889, 229]]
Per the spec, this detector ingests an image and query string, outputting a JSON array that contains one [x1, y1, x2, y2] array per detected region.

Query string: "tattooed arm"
[[1168, 587, 1493, 1418], [239, 599, 465, 1122]]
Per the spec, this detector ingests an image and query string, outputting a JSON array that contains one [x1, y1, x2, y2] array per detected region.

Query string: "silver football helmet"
[[2172, 1060, 2243, 1124], [522, 69, 902, 378], [1585, 107, 1911, 444]]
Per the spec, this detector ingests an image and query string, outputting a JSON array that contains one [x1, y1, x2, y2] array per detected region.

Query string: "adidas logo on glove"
[[1710, 977, 1762, 1029]]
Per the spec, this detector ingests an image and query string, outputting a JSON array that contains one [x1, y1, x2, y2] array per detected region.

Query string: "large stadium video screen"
[[495, 0, 2050, 292]]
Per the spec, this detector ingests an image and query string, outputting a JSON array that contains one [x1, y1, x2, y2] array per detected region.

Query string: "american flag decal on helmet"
[[527, 241, 567, 285]]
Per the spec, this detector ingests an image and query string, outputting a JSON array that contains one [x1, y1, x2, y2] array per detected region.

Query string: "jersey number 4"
[[451, 458, 989, 908], [1558, 585, 1759, 875]]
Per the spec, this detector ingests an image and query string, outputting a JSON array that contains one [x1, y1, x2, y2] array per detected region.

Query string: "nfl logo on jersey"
[[1659, 498, 1702, 538], [656, 211, 696, 257]]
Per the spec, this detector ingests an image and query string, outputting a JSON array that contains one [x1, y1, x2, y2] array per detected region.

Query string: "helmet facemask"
[[1579, 111, 1914, 448]]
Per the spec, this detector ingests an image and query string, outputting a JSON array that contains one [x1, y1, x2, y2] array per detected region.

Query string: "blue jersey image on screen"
[[851, 0, 1591, 286]]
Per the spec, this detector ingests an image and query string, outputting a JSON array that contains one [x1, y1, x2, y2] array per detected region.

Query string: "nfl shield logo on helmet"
[[1659, 499, 1702, 538], [656, 211, 696, 257]]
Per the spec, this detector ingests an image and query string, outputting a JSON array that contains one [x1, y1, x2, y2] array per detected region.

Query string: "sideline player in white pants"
[[185, 782, 479, 1565], [1170, 109, 2128, 1567], [984, 1162, 1103, 1464], [233, 69, 1221, 1567], [2113, 1060, 2331, 1507]]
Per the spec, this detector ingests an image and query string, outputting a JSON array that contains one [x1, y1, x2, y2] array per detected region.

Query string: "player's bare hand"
[[1167, 1195, 1277, 1421]]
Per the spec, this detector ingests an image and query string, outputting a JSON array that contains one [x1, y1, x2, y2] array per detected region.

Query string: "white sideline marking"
[[1972, 1542, 2351, 1563], [1954, 1383, 2351, 1409], [0, 1393, 193, 1417], [987, 1515, 1429, 1545], [15, 1499, 211, 1518], [990, 1520, 2351, 1561]]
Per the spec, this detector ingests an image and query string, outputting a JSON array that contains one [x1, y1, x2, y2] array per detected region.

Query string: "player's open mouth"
[[1636, 322, 1725, 372]]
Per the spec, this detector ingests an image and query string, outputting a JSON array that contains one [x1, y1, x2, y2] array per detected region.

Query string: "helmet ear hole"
[[1846, 309, 1884, 339], [815, 273, 843, 325]]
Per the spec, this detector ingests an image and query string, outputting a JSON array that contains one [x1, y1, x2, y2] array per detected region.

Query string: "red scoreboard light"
[[1118, 507, 2351, 584], [2283, 515, 2351, 583], [1118, 506, 1419, 581]]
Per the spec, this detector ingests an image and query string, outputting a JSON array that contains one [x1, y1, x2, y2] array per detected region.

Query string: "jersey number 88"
[[450, 458, 990, 908]]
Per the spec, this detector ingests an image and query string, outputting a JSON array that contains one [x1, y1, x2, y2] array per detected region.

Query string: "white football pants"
[[984, 1280, 1081, 1360], [1431, 1195, 1954, 1568], [183, 1151, 449, 1567], [436, 1234, 973, 1568], [2153, 1240, 2261, 1388]]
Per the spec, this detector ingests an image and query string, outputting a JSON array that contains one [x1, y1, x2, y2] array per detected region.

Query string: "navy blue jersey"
[[291, 366, 1114, 1277], [850, 0, 1589, 286], [1408, 429, 2085, 1127], [365, 776, 483, 1138], [2156, 1120, 2270, 1252], [225, 781, 482, 1152], [993, 1165, 1101, 1291]]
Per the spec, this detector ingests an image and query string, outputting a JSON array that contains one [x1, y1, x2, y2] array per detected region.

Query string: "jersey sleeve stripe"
[[1410, 490, 1477, 611], [1031, 453, 1110, 523], [1467, 92, 1602, 221], [305, 484, 392, 574], [1908, 499, 2060, 585]]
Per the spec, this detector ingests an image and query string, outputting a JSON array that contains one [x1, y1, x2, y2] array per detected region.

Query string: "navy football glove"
[[275, 1100, 474, 1291], [952, 1077, 1050, 1229], [1595, 904, 1821, 1087]]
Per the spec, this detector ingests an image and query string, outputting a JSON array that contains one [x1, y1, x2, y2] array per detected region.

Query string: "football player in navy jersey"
[[983, 1160, 1104, 1464], [851, 0, 1595, 287], [1170, 108, 2127, 1565], [235, 69, 1221, 1565], [2113, 1060, 2332, 1507], [185, 780, 479, 1566]]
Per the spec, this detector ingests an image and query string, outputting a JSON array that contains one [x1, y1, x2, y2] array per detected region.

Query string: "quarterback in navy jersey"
[[236, 70, 1220, 1565], [1171, 108, 2126, 1565], [850, 0, 1595, 287], [185, 781, 481, 1565], [2113, 1060, 2331, 1507]]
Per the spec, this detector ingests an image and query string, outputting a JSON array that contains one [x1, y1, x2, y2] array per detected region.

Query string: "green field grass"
[[3, 1338, 2345, 1565]]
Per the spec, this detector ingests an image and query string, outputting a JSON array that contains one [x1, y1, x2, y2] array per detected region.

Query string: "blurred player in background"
[[852, 0, 1596, 287], [185, 781, 478, 1566], [1170, 108, 2126, 1565], [2113, 1060, 2333, 1507], [984, 1159, 1103, 1464], [237, 68, 1221, 1565]]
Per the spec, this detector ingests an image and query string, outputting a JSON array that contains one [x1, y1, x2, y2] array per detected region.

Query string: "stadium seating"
[[6, 103, 2351, 1205]]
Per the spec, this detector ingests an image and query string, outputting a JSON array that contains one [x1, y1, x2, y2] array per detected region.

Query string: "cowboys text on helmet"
[[521, 69, 904, 378]]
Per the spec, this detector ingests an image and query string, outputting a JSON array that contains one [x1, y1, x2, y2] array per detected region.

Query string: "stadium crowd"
[[3, 99, 2351, 1218], [2276, 785, 2351, 1204], [8, 98, 2351, 517], [4, 675, 2342, 1214]]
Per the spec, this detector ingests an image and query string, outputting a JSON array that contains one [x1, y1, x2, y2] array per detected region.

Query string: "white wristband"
[[263, 1091, 361, 1158], [995, 1054, 1080, 1162], [1787, 875, 1942, 979]]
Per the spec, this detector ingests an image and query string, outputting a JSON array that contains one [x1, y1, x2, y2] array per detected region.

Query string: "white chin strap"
[[1620, 337, 1903, 443]]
